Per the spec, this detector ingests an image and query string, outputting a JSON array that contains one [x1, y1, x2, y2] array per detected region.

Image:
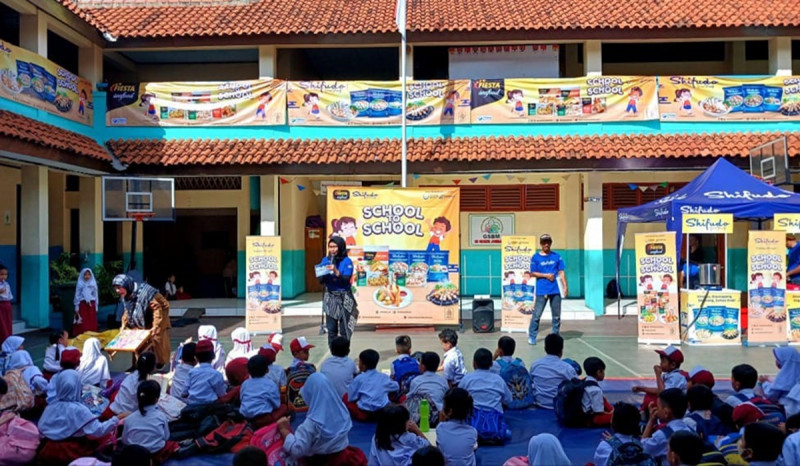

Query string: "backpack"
[[286, 363, 316, 413], [732, 394, 787, 426], [497, 358, 534, 410], [469, 407, 510, 445], [0, 411, 39, 465], [553, 378, 597, 427], [404, 392, 440, 429], [687, 412, 729, 439], [392, 356, 420, 395], [194, 419, 254, 455], [606, 436, 657, 466], [0, 369, 34, 413], [251, 423, 301, 466]]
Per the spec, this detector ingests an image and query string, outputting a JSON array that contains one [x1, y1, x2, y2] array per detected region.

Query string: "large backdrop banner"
[[326, 187, 461, 325], [245, 236, 282, 333]]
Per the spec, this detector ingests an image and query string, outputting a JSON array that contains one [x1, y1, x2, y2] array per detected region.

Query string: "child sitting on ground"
[[258, 344, 287, 391], [239, 354, 288, 428], [438, 329, 466, 388], [529, 333, 577, 409], [368, 404, 429, 465], [686, 366, 733, 428], [642, 388, 692, 461], [197, 325, 226, 377], [436, 388, 478, 466], [411, 446, 446, 466], [78, 338, 111, 388], [633, 345, 687, 412], [491, 336, 521, 373], [289, 337, 315, 370], [407, 351, 449, 411], [43, 329, 68, 379], [740, 422, 785, 466], [592, 402, 644, 466], [727, 364, 758, 408], [392, 335, 420, 395], [759, 347, 800, 406], [320, 336, 359, 399], [583, 357, 614, 427], [170, 342, 196, 401], [101, 352, 156, 421], [45, 347, 81, 403], [346, 349, 399, 421], [684, 384, 729, 441], [184, 339, 226, 405], [121, 379, 179, 463], [666, 431, 705, 466], [459, 348, 512, 444]]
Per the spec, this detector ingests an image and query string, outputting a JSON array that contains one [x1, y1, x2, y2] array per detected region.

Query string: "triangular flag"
[[516, 176, 525, 183], [280, 177, 291, 185], [482, 174, 491, 180], [413, 174, 421, 179], [541, 177, 550, 183], [313, 190, 321, 196], [660, 182, 668, 188], [453, 179, 461, 185], [297, 184, 306, 191], [468, 177, 478, 183], [506, 175, 515, 181], [436, 179, 445, 185], [386, 181, 395, 186], [628, 183, 638, 190], [639, 185, 648, 192]]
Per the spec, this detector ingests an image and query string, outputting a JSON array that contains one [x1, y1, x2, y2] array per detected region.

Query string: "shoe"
[[528, 338, 537, 345]]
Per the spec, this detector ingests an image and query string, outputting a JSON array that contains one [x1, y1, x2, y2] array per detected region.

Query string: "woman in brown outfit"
[[112, 274, 172, 370]]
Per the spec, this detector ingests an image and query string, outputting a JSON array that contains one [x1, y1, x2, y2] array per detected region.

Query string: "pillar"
[[260, 175, 279, 236], [122, 221, 143, 280], [563, 175, 582, 299], [237, 177, 252, 298], [47, 172, 65, 259], [20, 166, 48, 328], [79, 177, 103, 268], [769, 37, 792, 76], [564, 44, 581, 77], [79, 43, 103, 85], [583, 173, 605, 315], [258, 45, 277, 78], [583, 40, 602, 77], [400, 44, 414, 80], [19, 11, 47, 55], [727, 41, 747, 75]]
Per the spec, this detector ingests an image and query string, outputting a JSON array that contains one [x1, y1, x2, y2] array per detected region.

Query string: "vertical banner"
[[747, 230, 787, 345], [500, 236, 536, 332], [787, 292, 800, 344], [245, 236, 282, 333], [326, 187, 460, 325], [634, 232, 680, 344]]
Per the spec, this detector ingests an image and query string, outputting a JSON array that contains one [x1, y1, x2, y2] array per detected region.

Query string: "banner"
[[682, 213, 734, 234], [470, 76, 658, 124], [659, 76, 800, 121], [326, 187, 460, 325], [680, 290, 741, 345], [788, 292, 800, 344], [245, 236, 282, 333], [774, 214, 800, 233], [634, 232, 680, 344], [0, 41, 93, 126], [747, 230, 787, 345], [106, 79, 286, 126], [500, 236, 536, 332], [469, 214, 514, 247], [287, 80, 471, 126]]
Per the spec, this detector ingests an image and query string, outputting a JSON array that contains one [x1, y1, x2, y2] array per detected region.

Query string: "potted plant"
[[49, 252, 78, 332]]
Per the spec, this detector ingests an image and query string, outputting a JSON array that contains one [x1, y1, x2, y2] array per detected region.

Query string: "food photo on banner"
[[634, 232, 680, 345], [0, 40, 93, 125], [500, 236, 537, 332], [746, 230, 787, 345], [245, 236, 282, 333], [326, 187, 460, 325], [105, 79, 286, 126], [681, 289, 741, 346]]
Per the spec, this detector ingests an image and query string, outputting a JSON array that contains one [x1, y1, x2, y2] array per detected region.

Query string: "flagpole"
[[397, 0, 408, 188]]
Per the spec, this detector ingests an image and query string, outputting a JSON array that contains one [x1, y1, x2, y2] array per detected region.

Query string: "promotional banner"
[[659, 76, 800, 121], [245, 236, 282, 333], [680, 290, 741, 345], [774, 214, 800, 233], [682, 213, 734, 234], [106, 79, 286, 126], [470, 76, 658, 124], [326, 187, 460, 325], [747, 230, 787, 345], [788, 292, 800, 344], [500, 236, 536, 332], [0, 40, 93, 125], [634, 232, 680, 344], [287, 80, 471, 126], [469, 214, 515, 247]]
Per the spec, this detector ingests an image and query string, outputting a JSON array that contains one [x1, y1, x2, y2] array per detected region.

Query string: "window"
[[457, 184, 560, 212], [602, 183, 686, 210]]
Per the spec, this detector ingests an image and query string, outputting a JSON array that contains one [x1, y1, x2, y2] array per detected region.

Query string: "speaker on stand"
[[472, 298, 495, 333]]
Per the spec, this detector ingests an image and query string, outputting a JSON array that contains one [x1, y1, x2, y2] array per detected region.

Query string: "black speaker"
[[472, 299, 495, 333]]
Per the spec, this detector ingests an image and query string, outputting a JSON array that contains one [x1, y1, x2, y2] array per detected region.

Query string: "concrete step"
[[605, 299, 639, 316], [12, 320, 38, 334]]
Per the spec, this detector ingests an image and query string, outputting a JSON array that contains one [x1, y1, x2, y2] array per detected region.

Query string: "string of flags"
[[628, 182, 668, 192], [280, 173, 569, 193], [448, 45, 558, 54]]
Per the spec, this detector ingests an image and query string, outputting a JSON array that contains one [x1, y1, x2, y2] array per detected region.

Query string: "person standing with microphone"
[[320, 236, 358, 347]]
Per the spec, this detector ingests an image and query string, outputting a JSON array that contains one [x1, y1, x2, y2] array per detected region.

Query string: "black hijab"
[[329, 236, 347, 265]]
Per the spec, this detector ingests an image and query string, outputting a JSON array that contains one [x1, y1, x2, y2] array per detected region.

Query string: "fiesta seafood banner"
[[680, 290, 741, 346], [326, 187, 460, 325], [245, 236, 282, 333], [747, 230, 787, 345], [500, 236, 536, 333], [0, 41, 93, 126], [787, 292, 800, 344], [105, 79, 286, 126], [634, 232, 680, 344], [286, 80, 471, 126], [659, 76, 800, 121], [470, 76, 658, 124]]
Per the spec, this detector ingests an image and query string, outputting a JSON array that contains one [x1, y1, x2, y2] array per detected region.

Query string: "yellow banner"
[[747, 230, 787, 344], [326, 187, 460, 325], [245, 236, 282, 333], [500, 236, 537, 332], [659, 76, 800, 121], [682, 213, 734, 234], [470, 76, 658, 124], [680, 290, 741, 345], [105, 79, 286, 126], [286, 80, 471, 126], [0, 41, 94, 126], [788, 292, 800, 344], [774, 214, 800, 233], [634, 232, 680, 344]]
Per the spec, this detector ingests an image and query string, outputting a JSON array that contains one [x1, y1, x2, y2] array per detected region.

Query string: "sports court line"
[[575, 337, 641, 378]]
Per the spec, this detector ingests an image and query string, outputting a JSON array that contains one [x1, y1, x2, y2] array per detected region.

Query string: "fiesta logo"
[[646, 243, 666, 255], [332, 190, 350, 200]]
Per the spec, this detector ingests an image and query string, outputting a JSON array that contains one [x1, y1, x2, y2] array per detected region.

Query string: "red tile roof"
[[106, 132, 800, 167], [0, 110, 112, 162]]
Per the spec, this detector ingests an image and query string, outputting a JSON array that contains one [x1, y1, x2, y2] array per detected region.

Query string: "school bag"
[[731, 394, 787, 426], [687, 412, 730, 439], [404, 392, 440, 429], [193, 419, 254, 455], [0, 369, 34, 413], [469, 407, 510, 446], [251, 423, 303, 466], [392, 356, 420, 395], [497, 358, 534, 409], [553, 378, 597, 427], [0, 411, 39, 465], [605, 436, 657, 466], [286, 363, 316, 413]]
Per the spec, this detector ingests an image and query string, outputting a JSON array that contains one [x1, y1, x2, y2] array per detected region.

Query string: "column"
[[20, 166, 48, 328], [727, 41, 747, 75], [79, 177, 103, 268], [769, 37, 792, 76], [47, 172, 65, 259], [79, 44, 103, 85], [260, 175, 279, 236], [400, 44, 414, 80], [258, 45, 277, 78], [563, 175, 583, 299], [237, 177, 252, 298], [19, 11, 47, 55], [583, 173, 604, 315], [583, 40, 602, 77], [122, 221, 143, 280]]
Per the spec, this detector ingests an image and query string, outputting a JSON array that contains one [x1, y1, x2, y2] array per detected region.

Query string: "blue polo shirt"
[[789, 243, 800, 276], [319, 256, 354, 291], [530, 251, 565, 296]]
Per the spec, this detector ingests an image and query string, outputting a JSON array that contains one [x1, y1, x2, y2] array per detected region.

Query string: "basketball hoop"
[[125, 212, 156, 222]]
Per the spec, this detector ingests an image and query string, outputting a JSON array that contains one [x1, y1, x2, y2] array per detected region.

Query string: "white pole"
[[397, 0, 408, 188]]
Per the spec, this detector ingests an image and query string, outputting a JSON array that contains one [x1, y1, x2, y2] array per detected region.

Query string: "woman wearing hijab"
[[320, 236, 358, 347], [0, 335, 24, 375], [78, 337, 111, 387], [526, 433, 571, 466], [226, 327, 256, 366], [113, 274, 172, 370], [73, 268, 99, 335], [198, 325, 226, 377], [760, 347, 800, 404]]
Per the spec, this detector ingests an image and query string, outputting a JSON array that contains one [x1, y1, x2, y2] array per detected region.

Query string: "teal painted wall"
[[82, 253, 103, 270], [20, 254, 48, 328], [282, 249, 306, 299], [237, 250, 246, 299], [250, 176, 261, 211], [122, 252, 144, 280], [583, 249, 604, 314]]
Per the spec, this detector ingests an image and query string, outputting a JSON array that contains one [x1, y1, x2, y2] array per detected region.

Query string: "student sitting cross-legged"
[[345, 349, 399, 421]]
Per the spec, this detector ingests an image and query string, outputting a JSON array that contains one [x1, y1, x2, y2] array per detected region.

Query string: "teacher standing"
[[112, 274, 172, 370], [528, 234, 567, 346], [320, 236, 358, 347]]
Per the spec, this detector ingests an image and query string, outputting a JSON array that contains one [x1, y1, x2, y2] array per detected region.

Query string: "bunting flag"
[[413, 174, 421, 179], [506, 175, 515, 181], [313, 189, 321, 196], [541, 177, 550, 183], [628, 183, 638, 190], [628, 181, 671, 191], [639, 185, 648, 192], [516, 176, 525, 183], [386, 181, 396, 186], [279, 177, 291, 185], [297, 184, 306, 191], [453, 179, 461, 185], [468, 177, 478, 183], [482, 174, 492, 180]]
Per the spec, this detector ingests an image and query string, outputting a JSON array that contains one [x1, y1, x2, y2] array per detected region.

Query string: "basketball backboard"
[[102, 176, 175, 221], [750, 136, 789, 186]]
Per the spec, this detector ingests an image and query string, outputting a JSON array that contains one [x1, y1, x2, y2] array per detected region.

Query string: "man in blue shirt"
[[528, 234, 567, 345], [787, 234, 800, 285]]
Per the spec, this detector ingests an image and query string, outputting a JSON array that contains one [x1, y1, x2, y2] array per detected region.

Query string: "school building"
[[1, 0, 800, 329]]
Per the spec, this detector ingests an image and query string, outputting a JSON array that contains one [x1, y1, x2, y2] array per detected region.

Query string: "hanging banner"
[[746, 230, 787, 345], [470, 76, 658, 124], [287, 80, 471, 126], [634, 232, 680, 344], [658, 76, 800, 121], [500, 236, 536, 333], [105, 79, 286, 126], [682, 213, 734, 234], [245, 236, 282, 333], [326, 187, 460, 325], [787, 292, 800, 344], [681, 290, 741, 345], [774, 214, 800, 233], [0, 40, 94, 126]]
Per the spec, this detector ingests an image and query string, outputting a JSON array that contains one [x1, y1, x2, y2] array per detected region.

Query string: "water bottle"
[[419, 399, 430, 432]]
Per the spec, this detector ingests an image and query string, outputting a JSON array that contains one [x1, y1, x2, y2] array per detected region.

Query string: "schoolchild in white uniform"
[[436, 387, 478, 466], [170, 342, 196, 401], [198, 325, 226, 377], [529, 333, 577, 409], [103, 351, 156, 421], [320, 336, 359, 398], [368, 404, 429, 465], [458, 348, 512, 413], [184, 339, 226, 405], [346, 349, 399, 421], [225, 327, 257, 366], [438, 328, 466, 387], [258, 344, 287, 390], [239, 354, 288, 428], [121, 379, 177, 461], [78, 337, 111, 387], [407, 352, 449, 411]]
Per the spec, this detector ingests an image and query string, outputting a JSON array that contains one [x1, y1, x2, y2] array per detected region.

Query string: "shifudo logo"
[[645, 243, 666, 255], [332, 190, 350, 201]]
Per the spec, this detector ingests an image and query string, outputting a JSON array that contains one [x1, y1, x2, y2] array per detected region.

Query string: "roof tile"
[[0, 110, 112, 162]]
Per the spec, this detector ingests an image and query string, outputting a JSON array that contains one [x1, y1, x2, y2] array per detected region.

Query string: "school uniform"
[[267, 362, 288, 389], [458, 369, 512, 412], [593, 434, 638, 466], [641, 419, 692, 465], [169, 362, 193, 400], [239, 376, 280, 418], [184, 362, 227, 405], [320, 355, 359, 398], [582, 375, 613, 426], [530, 355, 578, 409], [436, 420, 477, 466], [368, 432, 429, 466], [442, 346, 467, 386], [290, 357, 308, 369], [73, 269, 99, 335], [198, 325, 226, 378], [407, 371, 449, 411], [662, 369, 688, 390], [489, 355, 516, 374], [47, 368, 79, 404], [43, 344, 66, 374], [0, 279, 13, 343], [346, 369, 399, 420], [390, 354, 414, 379], [725, 388, 756, 407], [121, 405, 171, 454], [7, 351, 47, 395], [78, 338, 110, 387]]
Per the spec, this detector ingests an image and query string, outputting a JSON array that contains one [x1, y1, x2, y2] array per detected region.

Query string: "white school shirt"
[[530, 355, 578, 409], [164, 282, 176, 297], [683, 409, 712, 432], [368, 432, 429, 466], [662, 369, 687, 390], [581, 375, 605, 414], [283, 419, 349, 458], [43, 344, 66, 373], [407, 371, 449, 410], [320, 356, 359, 398], [185, 362, 227, 404], [0, 280, 12, 301], [642, 419, 692, 465], [725, 388, 756, 408], [169, 362, 193, 401], [347, 369, 399, 412], [489, 355, 516, 374], [266, 362, 287, 389], [40, 403, 119, 441], [458, 369, 512, 412], [436, 420, 477, 466], [239, 376, 280, 419], [121, 405, 169, 453], [110, 372, 145, 414], [593, 434, 637, 466], [442, 347, 467, 385]]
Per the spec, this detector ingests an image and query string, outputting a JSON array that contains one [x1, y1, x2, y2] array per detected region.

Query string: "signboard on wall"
[[634, 232, 680, 344], [245, 236, 282, 333], [469, 214, 515, 247], [326, 187, 461, 325], [500, 235, 536, 332], [746, 230, 786, 345]]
